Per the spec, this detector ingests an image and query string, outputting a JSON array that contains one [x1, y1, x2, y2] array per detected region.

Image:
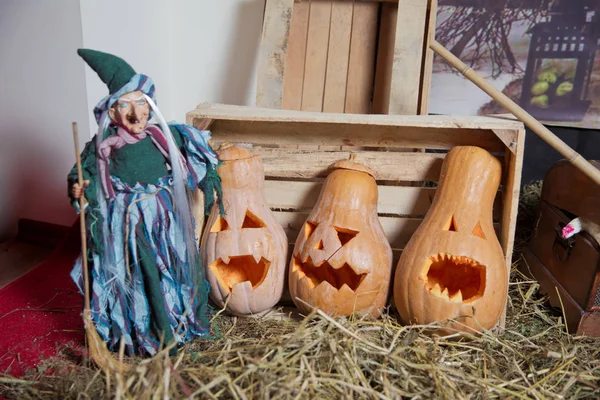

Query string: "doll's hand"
[[71, 180, 90, 199]]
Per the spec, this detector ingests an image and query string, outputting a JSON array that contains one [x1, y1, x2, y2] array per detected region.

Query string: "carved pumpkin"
[[289, 160, 393, 318], [201, 145, 288, 315], [393, 146, 508, 333]]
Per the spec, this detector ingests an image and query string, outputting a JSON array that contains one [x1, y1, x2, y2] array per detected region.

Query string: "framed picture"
[[431, 0, 600, 129]]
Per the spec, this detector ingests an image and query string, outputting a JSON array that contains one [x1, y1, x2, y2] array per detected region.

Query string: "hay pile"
[[2, 183, 600, 399]]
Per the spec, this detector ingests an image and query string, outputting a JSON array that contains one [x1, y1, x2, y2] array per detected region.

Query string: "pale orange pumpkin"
[[200, 145, 288, 315], [289, 160, 393, 318], [393, 146, 508, 333]]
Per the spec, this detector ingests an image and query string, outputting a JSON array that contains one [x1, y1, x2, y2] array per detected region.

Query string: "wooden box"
[[522, 160, 600, 336], [257, 0, 437, 115], [187, 104, 525, 322]]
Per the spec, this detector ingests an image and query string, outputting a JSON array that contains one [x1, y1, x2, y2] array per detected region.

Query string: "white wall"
[[0, 0, 265, 241], [0, 0, 89, 241], [80, 0, 264, 135]]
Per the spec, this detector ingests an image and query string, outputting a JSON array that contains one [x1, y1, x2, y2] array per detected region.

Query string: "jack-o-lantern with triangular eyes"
[[393, 146, 508, 334], [289, 160, 393, 318], [200, 145, 288, 316]]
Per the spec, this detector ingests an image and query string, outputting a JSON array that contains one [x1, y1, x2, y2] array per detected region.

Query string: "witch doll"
[[68, 49, 223, 356]]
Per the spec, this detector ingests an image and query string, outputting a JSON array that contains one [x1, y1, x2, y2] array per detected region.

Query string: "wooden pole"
[[72, 122, 91, 312], [72, 122, 129, 373], [430, 40, 600, 186]]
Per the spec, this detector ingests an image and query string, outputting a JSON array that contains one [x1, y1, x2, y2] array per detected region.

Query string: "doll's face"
[[109, 90, 150, 134]]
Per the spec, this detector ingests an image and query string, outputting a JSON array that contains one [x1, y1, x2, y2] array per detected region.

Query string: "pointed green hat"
[[77, 48, 137, 94]]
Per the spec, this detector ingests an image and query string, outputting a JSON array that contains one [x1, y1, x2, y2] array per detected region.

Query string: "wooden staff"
[[72, 122, 129, 373], [430, 40, 600, 187]]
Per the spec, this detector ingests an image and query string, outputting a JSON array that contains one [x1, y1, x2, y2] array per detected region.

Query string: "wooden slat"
[[418, 0, 437, 115], [263, 180, 503, 219], [500, 127, 525, 269], [189, 103, 525, 131], [344, 1, 379, 114], [275, 211, 422, 250], [282, 1, 310, 110], [256, 0, 295, 109], [301, 1, 332, 111], [322, 1, 353, 113], [254, 147, 446, 180], [498, 127, 524, 329], [372, 2, 398, 114], [389, 0, 428, 114], [266, 181, 435, 214], [209, 120, 506, 151]]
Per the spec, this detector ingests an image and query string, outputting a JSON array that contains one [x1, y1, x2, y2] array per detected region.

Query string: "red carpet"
[[0, 226, 85, 377]]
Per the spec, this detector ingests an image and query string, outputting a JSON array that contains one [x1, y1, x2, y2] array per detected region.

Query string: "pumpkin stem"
[[330, 159, 376, 178], [217, 141, 234, 151]]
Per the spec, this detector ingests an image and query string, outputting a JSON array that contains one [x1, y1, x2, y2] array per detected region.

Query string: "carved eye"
[[333, 226, 358, 246], [471, 221, 486, 239], [304, 221, 318, 238], [242, 210, 265, 229], [443, 215, 458, 232], [210, 216, 230, 232]]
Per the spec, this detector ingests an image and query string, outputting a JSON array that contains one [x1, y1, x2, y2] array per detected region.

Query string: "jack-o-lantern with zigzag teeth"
[[289, 159, 393, 318], [201, 145, 288, 316]]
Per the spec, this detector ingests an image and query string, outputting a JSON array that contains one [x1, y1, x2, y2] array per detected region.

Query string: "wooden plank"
[[322, 1, 353, 113], [418, 0, 437, 115], [500, 127, 525, 270], [372, 2, 398, 114], [264, 180, 503, 218], [301, 1, 332, 111], [253, 147, 446, 180], [282, 1, 310, 110], [275, 211, 422, 250], [389, 0, 428, 114], [256, 0, 295, 108], [209, 120, 506, 151], [498, 127, 524, 329], [266, 181, 435, 214], [344, 1, 379, 114], [189, 103, 525, 131]]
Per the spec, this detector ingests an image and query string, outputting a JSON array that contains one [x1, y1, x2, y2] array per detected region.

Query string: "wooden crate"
[[257, 0, 437, 115], [188, 104, 525, 322]]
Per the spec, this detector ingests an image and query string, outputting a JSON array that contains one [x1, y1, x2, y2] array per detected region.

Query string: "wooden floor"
[[0, 239, 53, 290]]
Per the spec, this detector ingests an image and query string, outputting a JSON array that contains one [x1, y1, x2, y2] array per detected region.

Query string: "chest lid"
[[542, 159, 600, 227]]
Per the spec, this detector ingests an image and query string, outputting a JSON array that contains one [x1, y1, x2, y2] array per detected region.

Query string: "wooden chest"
[[187, 103, 525, 325], [522, 160, 600, 336]]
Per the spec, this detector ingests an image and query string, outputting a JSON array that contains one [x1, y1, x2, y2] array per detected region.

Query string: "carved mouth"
[[292, 255, 367, 291], [421, 253, 486, 303], [210, 255, 270, 292]]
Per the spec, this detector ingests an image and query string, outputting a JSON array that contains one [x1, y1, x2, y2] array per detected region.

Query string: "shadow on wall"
[[522, 126, 600, 185], [0, 144, 19, 242], [0, 123, 77, 242], [216, 0, 264, 105]]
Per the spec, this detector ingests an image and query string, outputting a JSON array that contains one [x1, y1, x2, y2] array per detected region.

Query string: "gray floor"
[[0, 239, 52, 290]]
